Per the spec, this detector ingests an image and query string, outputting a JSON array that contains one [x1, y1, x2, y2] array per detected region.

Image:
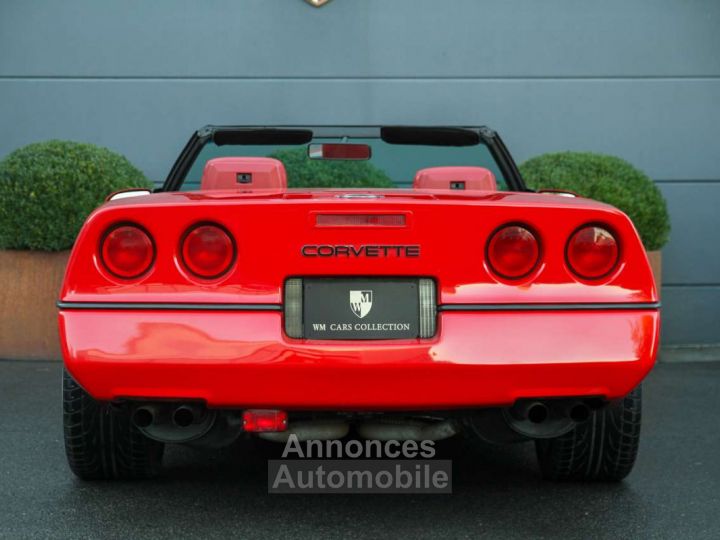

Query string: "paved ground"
[[1, 360, 719, 539]]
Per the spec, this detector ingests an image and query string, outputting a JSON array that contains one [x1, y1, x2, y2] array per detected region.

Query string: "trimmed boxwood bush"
[[269, 147, 393, 188], [0, 140, 152, 251], [520, 152, 670, 250]]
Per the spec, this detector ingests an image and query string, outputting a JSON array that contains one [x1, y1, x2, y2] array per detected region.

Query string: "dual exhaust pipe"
[[132, 404, 204, 429], [505, 397, 604, 439], [510, 398, 600, 425]]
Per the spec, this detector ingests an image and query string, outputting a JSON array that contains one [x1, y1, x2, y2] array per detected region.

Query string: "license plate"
[[303, 278, 419, 340]]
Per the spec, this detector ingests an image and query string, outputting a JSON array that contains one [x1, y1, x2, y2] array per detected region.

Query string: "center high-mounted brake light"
[[315, 214, 406, 227]]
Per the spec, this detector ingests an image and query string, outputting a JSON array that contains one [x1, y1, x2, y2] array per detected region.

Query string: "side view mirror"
[[106, 188, 152, 202], [537, 188, 578, 198]]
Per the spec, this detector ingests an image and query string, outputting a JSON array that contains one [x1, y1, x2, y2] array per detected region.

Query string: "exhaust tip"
[[132, 407, 154, 428], [527, 403, 549, 424], [569, 403, 591, 423], [173, 406, 196, 427]]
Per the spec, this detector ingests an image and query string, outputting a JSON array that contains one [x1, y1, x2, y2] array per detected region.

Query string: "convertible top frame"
[[161, 125, 529, 192]]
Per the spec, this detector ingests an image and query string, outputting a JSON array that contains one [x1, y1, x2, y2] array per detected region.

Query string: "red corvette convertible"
[[59, 126, 659, 481]]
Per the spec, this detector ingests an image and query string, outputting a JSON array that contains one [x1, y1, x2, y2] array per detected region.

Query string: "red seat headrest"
[[200, 157, 287, 191], [413, 166, 497, 191]]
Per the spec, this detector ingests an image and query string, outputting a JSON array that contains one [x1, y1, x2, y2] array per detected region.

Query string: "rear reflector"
[[242, 410, 288, 432], [315, 214, 406, 227]]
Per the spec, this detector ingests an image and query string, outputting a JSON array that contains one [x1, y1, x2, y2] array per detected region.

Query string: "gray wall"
[[1, 0, 718, 345]]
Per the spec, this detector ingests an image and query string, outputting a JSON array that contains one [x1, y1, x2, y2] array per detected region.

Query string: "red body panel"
[[60, 309, 658, 408], [59, 188, 659, 408]]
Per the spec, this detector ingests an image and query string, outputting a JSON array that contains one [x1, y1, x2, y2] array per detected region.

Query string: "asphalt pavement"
[[1, 360, 719, 539]]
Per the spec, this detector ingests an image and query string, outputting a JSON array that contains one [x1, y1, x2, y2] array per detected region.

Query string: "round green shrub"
[[268, 147, 394, 188], [0, 140, 152, 251], [519, 152, 670, 250]]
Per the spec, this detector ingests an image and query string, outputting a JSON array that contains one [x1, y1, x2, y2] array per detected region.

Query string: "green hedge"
[[0, 140, 152, 251], [269, 147, 393, 188], [520, 152, 670, 250]]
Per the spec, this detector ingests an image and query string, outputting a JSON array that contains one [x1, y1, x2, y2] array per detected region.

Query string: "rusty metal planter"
[[0, 250, 69, 360]]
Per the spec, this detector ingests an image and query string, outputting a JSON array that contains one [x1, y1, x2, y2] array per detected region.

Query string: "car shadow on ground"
[[55, 436, 648, 539]]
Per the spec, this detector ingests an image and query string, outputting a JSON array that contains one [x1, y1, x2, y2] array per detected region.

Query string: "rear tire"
[[63, 369, 164, 480], [535, 386, 642, 481]]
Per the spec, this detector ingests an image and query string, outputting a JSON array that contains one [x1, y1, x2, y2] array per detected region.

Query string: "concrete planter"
[[0, 250, 69, 360], [647, 250, 662, 297]]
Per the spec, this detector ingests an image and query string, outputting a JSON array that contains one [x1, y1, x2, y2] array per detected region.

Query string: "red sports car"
[[59, 126, 659, 481]]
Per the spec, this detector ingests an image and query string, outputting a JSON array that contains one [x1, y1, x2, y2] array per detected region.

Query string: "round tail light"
[[101, 224, 154, 279], [181, 224, 235, 279], [566, 225, 619, 279], [487, 225, 540, 279]]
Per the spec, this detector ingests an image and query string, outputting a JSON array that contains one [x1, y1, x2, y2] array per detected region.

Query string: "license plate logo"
[[349, 290, 373, 319]]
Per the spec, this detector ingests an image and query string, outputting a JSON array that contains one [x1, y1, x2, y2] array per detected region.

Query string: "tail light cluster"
[[566, 226, 619, 279], [486, 224, 619, 281], [99, 220, 617, 283], [99, 222, 235, 281], [486, 225, 540, 279], [100, 225, 154, 279], [181, 224, 235, 279]]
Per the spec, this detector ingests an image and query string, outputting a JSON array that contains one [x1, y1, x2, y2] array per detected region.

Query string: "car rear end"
[[59, 190, 659, 411], [58, 126, 659, 481]]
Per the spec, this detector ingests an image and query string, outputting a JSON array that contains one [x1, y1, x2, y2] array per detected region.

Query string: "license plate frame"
[[303, 278, 420, 340]]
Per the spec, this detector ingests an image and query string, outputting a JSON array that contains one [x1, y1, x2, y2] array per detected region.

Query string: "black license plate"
[[303, 278, 419, 340]]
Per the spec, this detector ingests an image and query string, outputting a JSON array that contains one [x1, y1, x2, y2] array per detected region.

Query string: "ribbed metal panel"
[[418, 278, 437, 338], [283, 278, 303, 338]]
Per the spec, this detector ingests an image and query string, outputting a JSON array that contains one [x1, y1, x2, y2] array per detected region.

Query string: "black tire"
[[535, 386, 642, 481], [63, 369, 164, 480]]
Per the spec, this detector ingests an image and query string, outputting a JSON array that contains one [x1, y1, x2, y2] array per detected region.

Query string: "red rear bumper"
[[59, 309, 659, 409]]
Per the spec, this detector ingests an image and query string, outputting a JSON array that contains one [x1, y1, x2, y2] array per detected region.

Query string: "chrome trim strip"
[[58, 301, 660, 313], [57, 301, 282, 311], [438, 302, 661, 312]]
